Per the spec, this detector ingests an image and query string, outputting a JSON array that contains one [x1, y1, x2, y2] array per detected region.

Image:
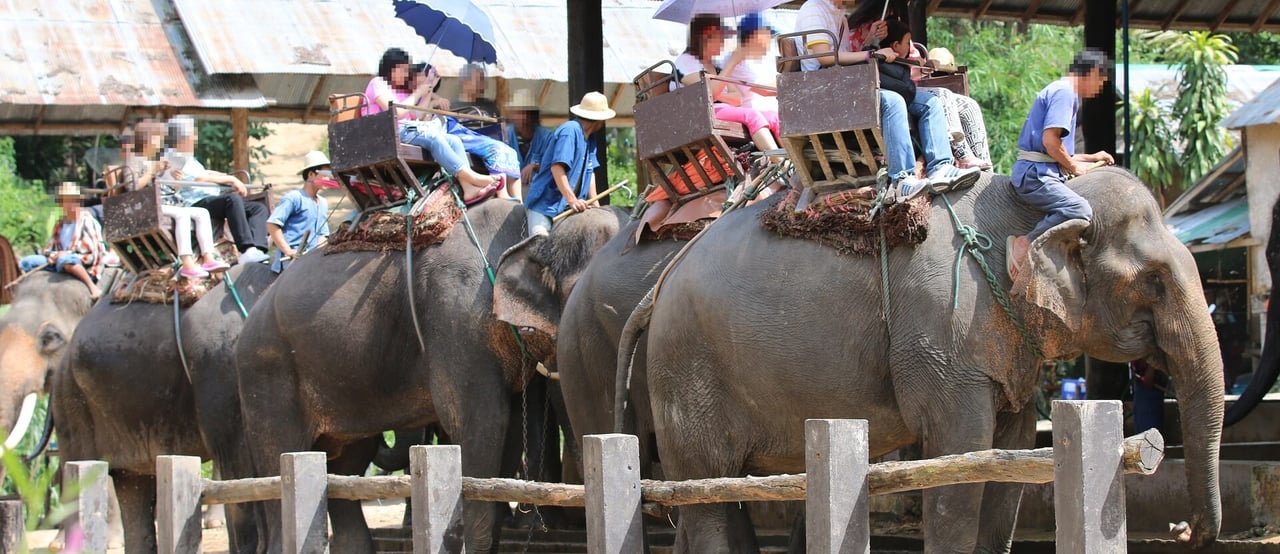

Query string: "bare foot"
[[87, 284, 102, 301]]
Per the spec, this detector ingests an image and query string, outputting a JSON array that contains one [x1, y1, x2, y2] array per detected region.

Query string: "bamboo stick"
[[552, 181, 630, 223]]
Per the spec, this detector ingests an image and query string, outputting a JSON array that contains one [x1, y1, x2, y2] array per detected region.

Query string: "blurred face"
[[743, 29, 771, 57], [703, 28, 726, 59], [58, 196, 79, 217], [391, 63, 410, 87], [1080, 68, 1109, 99], [414, 67, 440, 91], [463, 72, 485, 97], [891, 32, 911, 58]]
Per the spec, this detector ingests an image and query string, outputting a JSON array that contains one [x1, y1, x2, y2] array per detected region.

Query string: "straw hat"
[[569, 91, 616, 121], [927, 47, 959, 73], [508, 89, 538, 111], [299, 150, 331, 175], [55, 182, 81, 199]]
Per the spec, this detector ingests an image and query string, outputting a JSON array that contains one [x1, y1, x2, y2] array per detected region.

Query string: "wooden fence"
[[44, 400, 1166, 553]]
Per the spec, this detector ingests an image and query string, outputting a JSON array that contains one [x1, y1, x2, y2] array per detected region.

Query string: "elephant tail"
[[614, 285, 656, 434]]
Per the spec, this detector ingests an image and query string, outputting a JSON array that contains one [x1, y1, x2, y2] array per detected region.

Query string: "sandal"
[[1006, 235, 1029, 282], [464, 175, 505, 207], [179, 266, 209, 279]]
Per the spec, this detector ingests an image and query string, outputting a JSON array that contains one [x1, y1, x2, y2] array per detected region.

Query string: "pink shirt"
[[363, 77, 411, 117]]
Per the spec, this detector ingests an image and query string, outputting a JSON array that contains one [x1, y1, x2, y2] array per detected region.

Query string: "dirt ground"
[[251, 122, 356, 226]]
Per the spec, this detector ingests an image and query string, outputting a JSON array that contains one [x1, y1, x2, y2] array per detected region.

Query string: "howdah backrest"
[[329, 93, 367, 125], [633, 60, 677, 103], [102, 185, 179, 274]]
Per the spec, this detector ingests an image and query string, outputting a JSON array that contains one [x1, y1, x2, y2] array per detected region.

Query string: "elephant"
[[619, 169, 1224, 553], [1224, 195, 1280, 426], [54, 262, 277, 553], [235, 201, 626, 553]]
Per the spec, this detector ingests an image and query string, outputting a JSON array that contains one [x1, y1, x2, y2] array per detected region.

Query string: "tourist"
[[18, 183, 107, 299]]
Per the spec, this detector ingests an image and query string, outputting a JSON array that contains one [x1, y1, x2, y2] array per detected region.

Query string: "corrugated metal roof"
[[1164, 147, 1247, 217], [0, 0, 264, 108], [1222, 75, 1280, 129], [1166, 196, 1251, 246]]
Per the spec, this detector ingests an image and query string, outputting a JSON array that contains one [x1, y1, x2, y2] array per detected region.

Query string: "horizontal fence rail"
[[52, 400, 1165, 553]]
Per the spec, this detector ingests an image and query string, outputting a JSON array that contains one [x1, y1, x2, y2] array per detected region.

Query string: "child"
[[1006, 48, 1115, 281]]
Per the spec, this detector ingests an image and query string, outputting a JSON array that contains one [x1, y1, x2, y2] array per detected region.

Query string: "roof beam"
[[609, 83, 626, 111], [537, 80, 554, 106], [302, 74, 328, 122], [1021, 0, 1044, 23], [1253, 0, 1280, 31], [927, 0, 945, 16], [974, 0, 995, 21], [1162, 0, 1191, 30], [1212, 0, 1242, 31], [33, 106, 45, 135], [1071, 2, 1086, 26]]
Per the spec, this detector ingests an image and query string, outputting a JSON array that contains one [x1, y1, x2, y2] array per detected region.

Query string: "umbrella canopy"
[[652, 0, 789, 23], [393, 0, 498, 64]]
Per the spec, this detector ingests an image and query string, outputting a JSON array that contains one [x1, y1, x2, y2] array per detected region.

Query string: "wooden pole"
[[65, 460, 110, 552], [0, 499, 23, 553], [410, 445, 464, 554], [553, 181, 630, 223], [806, 419, 869, 554], [583, 434, 643, 554], [157, 455, 203, 554], [4, 263, 51, 289], [281, 452, 327, 554], [231, 108, 250, 175], [1052, 400, 1127, 554]]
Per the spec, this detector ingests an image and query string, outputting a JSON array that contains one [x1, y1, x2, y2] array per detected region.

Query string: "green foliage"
[[605, 128, 638, 207], [8, 135, 108, 184], [1224, 32, 1280, 65], [1122, 89, 1180, 206], [927, 20, 1082, 172], [0, 396, 75, 536], [1144, 31, 1237, 185], [194, 121, 274, 182], [0, 137, 59, 254]]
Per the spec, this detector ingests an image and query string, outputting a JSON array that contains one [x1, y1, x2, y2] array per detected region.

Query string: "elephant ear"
[[1015, 218, 1089, 338], [494, 234, 558, 339]]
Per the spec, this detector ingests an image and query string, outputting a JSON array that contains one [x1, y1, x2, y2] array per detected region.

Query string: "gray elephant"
[[54, 262, 277, 553], [235, 202, 624, 553], [620, 169, 1224, 552]]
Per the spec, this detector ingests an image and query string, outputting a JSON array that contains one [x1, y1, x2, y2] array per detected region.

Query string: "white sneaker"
[[238, 247, 269, 264], [888, 176, 931, 205]]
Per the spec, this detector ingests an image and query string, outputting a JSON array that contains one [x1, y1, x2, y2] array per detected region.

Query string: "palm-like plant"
[[1142, 30, 1238, 185], [1123, 88, 1180, 207]]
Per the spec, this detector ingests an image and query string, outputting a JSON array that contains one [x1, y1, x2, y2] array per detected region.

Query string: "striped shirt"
[[46, 211, 107, 278], [795, 0, 846, 72]]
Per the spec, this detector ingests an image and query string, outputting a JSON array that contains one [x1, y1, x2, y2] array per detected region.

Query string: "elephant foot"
[[203, 503, 227, 529]]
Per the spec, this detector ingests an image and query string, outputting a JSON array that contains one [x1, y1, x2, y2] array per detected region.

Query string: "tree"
[[1143, 31, 1238, 185], [194, 121, 273, 182], [0, 137, 59, 254], [1122, 88, 1180, 207]]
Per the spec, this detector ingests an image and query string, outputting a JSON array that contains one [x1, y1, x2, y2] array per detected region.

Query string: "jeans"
[[879, 90, 954, 181], [192, 193, 268, 252], [1011, 160, 1093, 240], [21, 253, 81, 273], [400, 123, 470, 175], [526, 209, 553, 237]]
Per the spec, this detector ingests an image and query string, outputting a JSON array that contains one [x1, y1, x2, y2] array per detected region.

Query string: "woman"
[[364, 48, 504, 205], [126, 120, 229, 278], [409, 63, 522, 201], [848, 13, 992, 169], [674, 14, 781, 157]]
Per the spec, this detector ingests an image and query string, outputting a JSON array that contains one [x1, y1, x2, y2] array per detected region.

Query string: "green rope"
[[937, 193, 1043, 362], [222, 271, 249, 320]]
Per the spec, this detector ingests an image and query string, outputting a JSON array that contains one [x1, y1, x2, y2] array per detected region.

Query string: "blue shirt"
[[524, 120, 599, 218], [506, 125, 554, 168], [1016, 78, 1079, 157], [267, 189, 329, 273]]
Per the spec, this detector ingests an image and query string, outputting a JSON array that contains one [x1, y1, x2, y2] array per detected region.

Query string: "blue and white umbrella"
[[393, 0, 498, 64]]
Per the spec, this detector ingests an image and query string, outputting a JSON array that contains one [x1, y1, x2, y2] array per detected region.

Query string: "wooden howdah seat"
[[776, 30, 888, 211], [328, 93, 436, 215], [633, 60, 767, 208], [101, 167, 180, 274]]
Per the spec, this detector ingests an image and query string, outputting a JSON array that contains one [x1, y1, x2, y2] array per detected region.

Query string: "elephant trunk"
[[1156, 294, 1224, 549]]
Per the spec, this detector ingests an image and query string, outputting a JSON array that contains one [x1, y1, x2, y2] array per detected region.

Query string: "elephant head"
[[1015, 168, 1222, 548], [494, 207, 628, 367], [0, 272, 94, 444]]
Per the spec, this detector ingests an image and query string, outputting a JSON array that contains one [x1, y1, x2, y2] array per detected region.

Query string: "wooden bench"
[[101, 170, 180, 274], [776, 30, 888, 210], [633, 60, 761, 207], [328, 93, 436, 215]]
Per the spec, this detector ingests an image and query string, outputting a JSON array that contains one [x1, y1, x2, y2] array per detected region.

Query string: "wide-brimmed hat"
[[569, 91, 616, 121], [55, 182, 81, 199], [927, 47, 959, 73], [299, 150, 331, 175], [508, 89, 539, 110]]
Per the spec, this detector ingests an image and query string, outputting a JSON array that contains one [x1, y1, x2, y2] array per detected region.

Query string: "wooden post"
[[157, 455, 203, 554], [583, 434, 642, 554], [1052, 400, 1126, 553], [281, 452, 328, 554], [806, 419, 870, 554], [66, 460, 110, 552], [231, 108, 250, 175], [410, 445, 464, 554], [0, 499, 23, 553]]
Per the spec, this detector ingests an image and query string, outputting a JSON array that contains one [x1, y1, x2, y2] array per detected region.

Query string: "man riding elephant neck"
[[266, 151, 339, 273], [523, 91, 616, 237], [1007, 48, 1115, 280]]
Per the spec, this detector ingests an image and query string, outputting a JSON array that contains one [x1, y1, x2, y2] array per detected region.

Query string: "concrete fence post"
[[1052, 400, 1126, 554], [410, 445, 464, 554], [66, 460, 110, 552], [583, 433, 643, 554], [0, 498, 23, 553], [157, 455, 204, 554], [281, 451, 328, 554], [806, 419, 870, 554]]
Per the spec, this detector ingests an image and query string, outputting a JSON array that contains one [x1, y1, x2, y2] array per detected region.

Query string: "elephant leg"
[[239, 380, 313, 553], [974, 407, 1036, 553], [112, 471, 158, 554], [919, 392, 996, 554], [328, 437, 380, 554], [671, 503, 759, 554], [107, 476, 125, 548]]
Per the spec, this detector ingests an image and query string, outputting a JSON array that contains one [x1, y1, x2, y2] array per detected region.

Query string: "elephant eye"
[[1144, 271, 1165, 299]]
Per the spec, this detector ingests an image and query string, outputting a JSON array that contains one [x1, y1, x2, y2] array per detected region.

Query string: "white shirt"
[[727, 62, 778, 112], [794, 0, 846, 72]]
